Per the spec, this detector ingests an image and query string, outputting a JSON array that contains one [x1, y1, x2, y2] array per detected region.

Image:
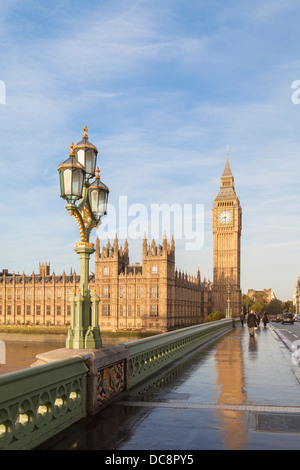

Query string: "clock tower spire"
[[212, 147, 242, 317]]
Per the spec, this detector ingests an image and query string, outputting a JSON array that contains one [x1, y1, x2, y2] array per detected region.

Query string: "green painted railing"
[[125, 319, 236, 388], [0, 318, 237, 450], [0, 356, 87, 450]]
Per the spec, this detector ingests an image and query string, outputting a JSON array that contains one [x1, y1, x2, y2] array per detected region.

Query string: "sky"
[[0, 0, 300, 301]]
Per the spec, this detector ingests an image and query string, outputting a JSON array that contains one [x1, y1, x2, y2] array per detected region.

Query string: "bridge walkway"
[[37, 324, 300, 450]]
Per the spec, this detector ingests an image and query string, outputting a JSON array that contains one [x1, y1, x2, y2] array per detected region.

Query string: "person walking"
[[262, 313, 269, 327], [247, 309, 258, 337], [240, 312, 245, 327]]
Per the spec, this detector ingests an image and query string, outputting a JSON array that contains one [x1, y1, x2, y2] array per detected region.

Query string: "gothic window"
[[137, 305, 141, 317], [151, 286, 158, 298], [128, 305, 132, 316], [137, 286, 141, 299], [7, 289, 11, 300], [128, 286, 132, 299], [36, 289, 41, 300], [57, 289, 62, 299], [152, 265, 158, 274], [26, 290, 31, 300], [150, 305, 158, 317], [102, 305, 110, 316], [119, 305, 123, 316], [103, 286, 110, 299], [104, 266, 109, 275], [47, 289, 51, 299]]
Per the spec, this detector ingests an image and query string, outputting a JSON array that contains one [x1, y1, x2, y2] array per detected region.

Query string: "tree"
[[251, 301, 265, 313], [264, 298, 283, 316], [282, 300, 295, 314]]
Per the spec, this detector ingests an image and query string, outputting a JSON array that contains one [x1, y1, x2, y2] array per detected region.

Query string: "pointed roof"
[[215, 146, 237, 201], [221, 146, 233, 178]]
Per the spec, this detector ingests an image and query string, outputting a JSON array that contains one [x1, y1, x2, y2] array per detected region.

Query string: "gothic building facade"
[[0, 151, 241, 330], [94, 234, 212, 332], [0, 235, 213, 331], [212, 150, 242, 317]]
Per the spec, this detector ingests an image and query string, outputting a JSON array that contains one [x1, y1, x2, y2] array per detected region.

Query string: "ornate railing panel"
[[0, 357, 87, 450], [125, 319, 236, 388]]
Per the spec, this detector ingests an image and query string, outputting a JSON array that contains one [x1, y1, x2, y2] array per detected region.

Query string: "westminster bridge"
[[2, 319, 300, 450]]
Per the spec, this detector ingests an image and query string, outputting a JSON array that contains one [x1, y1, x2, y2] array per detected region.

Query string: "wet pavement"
[[38, 324, 300, 450]]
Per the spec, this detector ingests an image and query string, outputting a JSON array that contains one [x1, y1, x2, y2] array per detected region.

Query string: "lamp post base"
[[226, 308, 232, 319], [66, 325, 102, 349]]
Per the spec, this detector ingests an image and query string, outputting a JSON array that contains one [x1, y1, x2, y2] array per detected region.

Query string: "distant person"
[[240, 312, 245, 327], [247, 309, 258, 337], [256, 312, 261, 327], [262, 313, 269, 327]]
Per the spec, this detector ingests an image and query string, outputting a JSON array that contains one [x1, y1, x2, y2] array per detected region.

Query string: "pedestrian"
[[262, 313, 269, 327], [240, 312, 245, 327], [256, 312, 261, 327], [247, 309, 258, 337]]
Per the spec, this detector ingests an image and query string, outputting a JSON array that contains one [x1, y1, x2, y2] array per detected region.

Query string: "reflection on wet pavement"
[[38, 325, 300, 450]]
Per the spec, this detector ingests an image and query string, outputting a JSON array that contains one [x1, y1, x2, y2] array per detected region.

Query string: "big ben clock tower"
[[212, 147, 242, 317]]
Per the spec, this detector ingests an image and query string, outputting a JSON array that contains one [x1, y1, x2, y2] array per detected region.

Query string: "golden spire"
[[69, 142, 75, 156], [83, 125, 88, 138], [222, 145, 232, 177], [95, 166, 100, 179]]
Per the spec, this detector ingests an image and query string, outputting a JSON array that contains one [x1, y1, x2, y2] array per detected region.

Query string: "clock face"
[[218, 210, 232, 225]]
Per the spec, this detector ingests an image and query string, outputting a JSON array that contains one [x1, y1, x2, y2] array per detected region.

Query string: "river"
[[0, 334, 142, 376]]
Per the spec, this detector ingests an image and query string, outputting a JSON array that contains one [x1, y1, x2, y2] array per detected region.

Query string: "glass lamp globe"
[[58, 143, 86, 203], [88, 167, 109, 220], [74, 126, 98, 179]]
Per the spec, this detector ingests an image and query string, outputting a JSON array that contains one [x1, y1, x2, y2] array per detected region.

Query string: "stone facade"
[[0, 236, 213, 331], [212, 151, 242, 317], [0, 263, 80, 326], [94, 234, 212, 332], [0, 153, 241, 329], [247, 288, 275, 303], [293, 275, 300, 314]]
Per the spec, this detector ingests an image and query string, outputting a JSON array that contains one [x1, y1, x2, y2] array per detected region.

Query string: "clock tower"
[[212, 148, 242, 317]]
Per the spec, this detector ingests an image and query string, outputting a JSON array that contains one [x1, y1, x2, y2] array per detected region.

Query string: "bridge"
[[1, 319, 300, 450]]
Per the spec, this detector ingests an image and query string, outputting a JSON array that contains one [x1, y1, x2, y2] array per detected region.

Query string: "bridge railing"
[[0, 356, 87, 450], [125, 318, 236, 388], [0, 318, 237, 449]]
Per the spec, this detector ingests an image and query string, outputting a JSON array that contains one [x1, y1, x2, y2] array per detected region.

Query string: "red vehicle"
[[268, 314, 277, 322]]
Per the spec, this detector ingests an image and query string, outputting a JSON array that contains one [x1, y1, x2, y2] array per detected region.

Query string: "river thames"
[[0, 334, 141, 376]]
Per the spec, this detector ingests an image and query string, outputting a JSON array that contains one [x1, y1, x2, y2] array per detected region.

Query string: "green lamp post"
[[226, 282, 232, 319], [58, 126, 109, 349]]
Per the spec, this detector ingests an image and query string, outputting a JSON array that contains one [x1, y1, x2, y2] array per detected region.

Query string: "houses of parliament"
[[0, 152, 242, 331]]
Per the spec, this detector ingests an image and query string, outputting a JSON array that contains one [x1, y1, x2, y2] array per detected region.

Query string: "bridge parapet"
[[125, 318, 236, 388], [0, 319, 237, 449], [0, 356, 87, 450]]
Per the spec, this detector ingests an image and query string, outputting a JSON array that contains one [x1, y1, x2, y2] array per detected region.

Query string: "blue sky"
[[1, 0, 300, 301]]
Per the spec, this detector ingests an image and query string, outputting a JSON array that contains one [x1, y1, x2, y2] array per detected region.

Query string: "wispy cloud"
[[0, 0, 300, 300]]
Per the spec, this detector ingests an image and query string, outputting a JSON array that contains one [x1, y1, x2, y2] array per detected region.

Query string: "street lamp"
[[226, 282, 232, 319], [58, 127, 109, 349]]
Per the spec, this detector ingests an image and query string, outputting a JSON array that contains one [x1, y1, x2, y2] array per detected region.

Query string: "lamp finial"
[[83, 125, 88, 138], [69, 142, 75, 156]]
